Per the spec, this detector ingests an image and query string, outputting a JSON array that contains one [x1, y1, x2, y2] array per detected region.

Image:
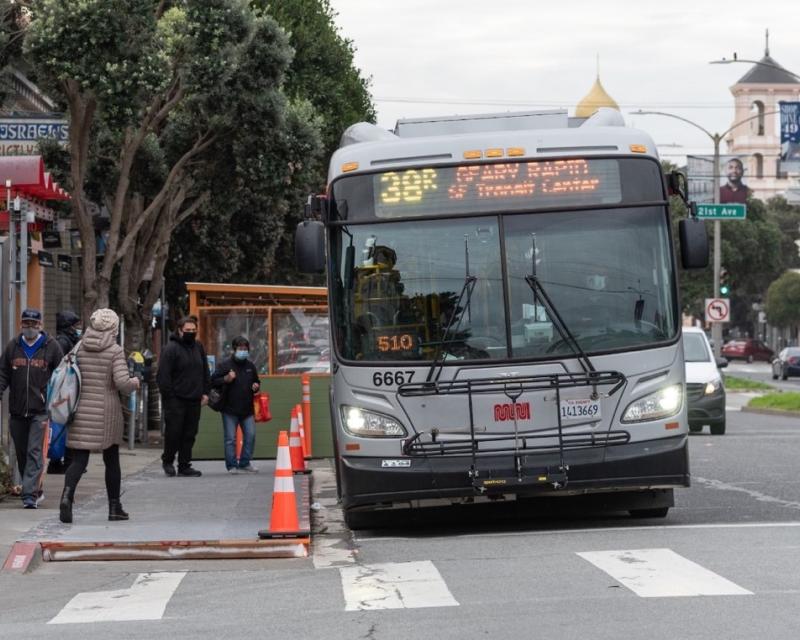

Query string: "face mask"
[[74, 329, 82, 338], [182, 332, 197, 345], [234, 350, 249, 361], [22, 327, 39, 341]]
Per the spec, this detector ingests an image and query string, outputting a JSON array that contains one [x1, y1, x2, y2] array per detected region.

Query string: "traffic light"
[[720, 268, 730, 296]]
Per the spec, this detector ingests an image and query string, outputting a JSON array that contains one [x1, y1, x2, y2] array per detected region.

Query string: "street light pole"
[[710, 57, 800, 82], [631, 109, 777, 357]]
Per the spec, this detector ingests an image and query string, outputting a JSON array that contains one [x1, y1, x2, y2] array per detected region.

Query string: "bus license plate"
[[559, 398, 601, 421]]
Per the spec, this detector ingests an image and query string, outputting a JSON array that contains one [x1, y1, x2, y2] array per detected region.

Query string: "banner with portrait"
[[687, 154, 751, 204], [780, 101, 800, 174]]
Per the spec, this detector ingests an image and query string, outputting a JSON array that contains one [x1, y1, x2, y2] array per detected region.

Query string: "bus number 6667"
[[372, 371, 416, 387]]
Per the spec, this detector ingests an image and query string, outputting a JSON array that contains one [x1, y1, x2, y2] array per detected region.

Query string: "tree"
[[24, 0, 308, 348], [166, 0, 375, 292], [262, 0, 376, 158], [765, 271, 800, 339]]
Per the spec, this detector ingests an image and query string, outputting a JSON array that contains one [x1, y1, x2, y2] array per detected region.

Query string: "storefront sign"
[[0, 118, 69, 156]]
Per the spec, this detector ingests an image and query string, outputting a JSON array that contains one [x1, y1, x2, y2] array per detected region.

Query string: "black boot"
[[59, 487, 74, 524], [108, 499, 129, 521]]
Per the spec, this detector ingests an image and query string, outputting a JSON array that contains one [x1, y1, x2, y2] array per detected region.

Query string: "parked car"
[[721, 338, 773, 363], [771, 347, 800, 380], [683, 327, 727, 435]]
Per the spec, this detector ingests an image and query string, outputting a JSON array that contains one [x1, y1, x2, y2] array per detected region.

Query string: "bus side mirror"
[[295, 220, 326, 274], [678, 218, 709, 269]]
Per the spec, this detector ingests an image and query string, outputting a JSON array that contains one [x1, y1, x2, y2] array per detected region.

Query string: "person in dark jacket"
[[48, 310, 83, 474], [156, 315, 209, 477], [0, 309, 63, 508], [210, 336, 261, 473]]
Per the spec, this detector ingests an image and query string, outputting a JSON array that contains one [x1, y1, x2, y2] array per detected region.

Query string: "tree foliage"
[[166, 0, 375, 294], [765, 270, 800, 328], [20, 0, 348, 348]]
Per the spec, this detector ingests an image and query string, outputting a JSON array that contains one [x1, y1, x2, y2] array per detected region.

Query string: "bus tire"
[[628, 507, 669, 519], [344, 509, 376, 531]]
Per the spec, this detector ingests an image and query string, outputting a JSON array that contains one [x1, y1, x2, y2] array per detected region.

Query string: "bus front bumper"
[[339, 435, 689, 510]]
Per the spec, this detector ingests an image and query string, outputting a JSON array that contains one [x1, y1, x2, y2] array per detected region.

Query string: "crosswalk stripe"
[[577, 549, 753, 598], [340, 561, 459, 611], [48, 572, 186, 624]]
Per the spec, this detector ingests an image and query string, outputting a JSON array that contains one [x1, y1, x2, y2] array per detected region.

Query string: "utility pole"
[[6, 180, 15, 339], [631, 109, 777, 358]]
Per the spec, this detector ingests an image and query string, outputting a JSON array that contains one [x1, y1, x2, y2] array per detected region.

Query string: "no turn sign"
[[705, 298, 730, 323]]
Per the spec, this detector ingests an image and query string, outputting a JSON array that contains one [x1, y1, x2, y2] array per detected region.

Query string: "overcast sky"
[[328, 0, 799, 164]]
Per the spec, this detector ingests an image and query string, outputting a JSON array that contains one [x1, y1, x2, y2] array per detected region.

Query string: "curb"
[[1, 541, 43, 574], [740, 406, 800, 418]]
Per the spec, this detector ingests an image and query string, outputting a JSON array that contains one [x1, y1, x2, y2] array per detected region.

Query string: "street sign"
[[696, 203, 746, 220], [705, 298, 730, 323]]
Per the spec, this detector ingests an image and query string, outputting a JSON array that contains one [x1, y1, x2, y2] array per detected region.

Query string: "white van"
[[683, 327, 727, 435]]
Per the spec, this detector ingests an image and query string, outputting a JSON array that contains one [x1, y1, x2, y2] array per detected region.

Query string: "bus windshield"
[[331, 205, 678, 362]]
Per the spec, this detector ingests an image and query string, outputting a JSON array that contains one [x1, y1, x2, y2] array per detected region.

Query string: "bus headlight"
[[621, 384, 682, 423], [341, 405, 407, 437]]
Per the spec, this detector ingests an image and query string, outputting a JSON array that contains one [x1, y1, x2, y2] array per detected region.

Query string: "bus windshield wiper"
[[525, 234, 595, 374], [425, 274, 477, 383]]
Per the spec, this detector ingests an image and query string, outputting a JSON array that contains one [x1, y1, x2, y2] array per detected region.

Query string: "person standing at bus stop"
[[0, 309, 63, 508], [59, 308, 140, 523], [157, 315, 209, 477], [210, 336, 261, 473]]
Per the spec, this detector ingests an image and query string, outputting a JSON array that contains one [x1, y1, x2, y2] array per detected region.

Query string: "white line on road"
[[354, 520, 800, 542], [340, 561, 459, 611], [694, 476, 800, 511], [49, 572, 186, 624], [577, 548, 752, 597]]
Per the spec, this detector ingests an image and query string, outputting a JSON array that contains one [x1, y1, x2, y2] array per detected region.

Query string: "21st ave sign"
[[696, 203, 747, 220]]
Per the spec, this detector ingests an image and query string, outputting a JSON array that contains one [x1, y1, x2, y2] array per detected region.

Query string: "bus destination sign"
[[373, 159, 622, 217]]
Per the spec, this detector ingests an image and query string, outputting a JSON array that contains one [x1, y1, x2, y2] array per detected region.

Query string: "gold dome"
[[575, 77, 620, 118]]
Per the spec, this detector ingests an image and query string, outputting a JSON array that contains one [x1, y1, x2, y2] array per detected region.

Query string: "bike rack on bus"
[[399, 370, 628, 493]]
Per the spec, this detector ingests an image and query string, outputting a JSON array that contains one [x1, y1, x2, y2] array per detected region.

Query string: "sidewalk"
[[2, 445, 312, 566], [0, 444, 161, 566]]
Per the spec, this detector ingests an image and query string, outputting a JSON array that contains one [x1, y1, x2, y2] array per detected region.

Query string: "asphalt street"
[[1, 403, 799, 640]]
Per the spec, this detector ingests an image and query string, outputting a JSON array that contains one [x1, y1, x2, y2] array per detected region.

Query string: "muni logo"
[[493, 402, 531, 422]]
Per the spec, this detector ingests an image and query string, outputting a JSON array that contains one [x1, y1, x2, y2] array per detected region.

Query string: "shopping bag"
[[48, 422, 67, 460], [253, 392, 272, 423]]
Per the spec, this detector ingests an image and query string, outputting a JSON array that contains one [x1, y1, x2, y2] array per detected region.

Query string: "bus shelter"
[[186, 283, 332, 459]]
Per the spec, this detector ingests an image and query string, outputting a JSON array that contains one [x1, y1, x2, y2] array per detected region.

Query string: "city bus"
[[296, 108, 708, 528]]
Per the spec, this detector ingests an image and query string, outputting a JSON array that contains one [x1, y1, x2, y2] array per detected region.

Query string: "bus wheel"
[[344, 509, 376, 531], [628, 507, 669, 519]]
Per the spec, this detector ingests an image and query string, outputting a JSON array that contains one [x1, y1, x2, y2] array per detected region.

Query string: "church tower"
[[726, 31, 800, 200]]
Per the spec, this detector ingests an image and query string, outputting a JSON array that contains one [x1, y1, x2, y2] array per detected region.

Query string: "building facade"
[[725, 43, 800, 201]]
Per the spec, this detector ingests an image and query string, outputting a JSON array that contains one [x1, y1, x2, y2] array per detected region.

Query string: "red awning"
[[0, 155, 70, 201]]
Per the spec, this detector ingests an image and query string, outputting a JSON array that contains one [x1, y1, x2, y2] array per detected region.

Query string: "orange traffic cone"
[[289, 407, 309, 474], [296, 403, 309, 458], [258, 431, 308, 539]]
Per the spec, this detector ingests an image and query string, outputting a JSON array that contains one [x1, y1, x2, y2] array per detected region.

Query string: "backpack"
[[47, 343, 82, 426]]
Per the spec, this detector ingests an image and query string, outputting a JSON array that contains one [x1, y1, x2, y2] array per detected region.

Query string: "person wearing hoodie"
[[156, 315, 210, 478], [59, 308, 140, 523], [0, 309, 63, 508], [48, 310, 83, 474]]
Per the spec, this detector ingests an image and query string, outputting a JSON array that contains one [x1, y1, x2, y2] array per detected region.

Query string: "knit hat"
[[89, 308, 120, 333]]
